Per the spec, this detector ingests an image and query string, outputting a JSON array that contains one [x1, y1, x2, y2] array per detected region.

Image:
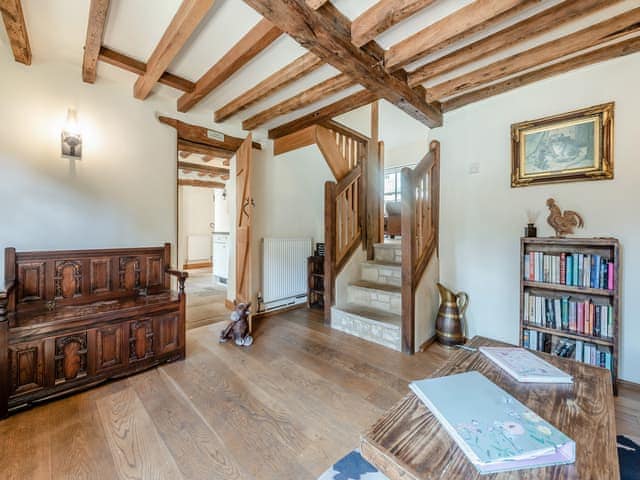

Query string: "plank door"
[[235, 134, 253, 308]]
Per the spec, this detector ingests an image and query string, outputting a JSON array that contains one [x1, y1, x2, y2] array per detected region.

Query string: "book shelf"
[[519, 237, 620, 389], [307, 256, 324, 310]]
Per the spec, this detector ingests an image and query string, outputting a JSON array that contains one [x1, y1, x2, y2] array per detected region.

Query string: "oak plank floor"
[[0, 306, 638, 479]]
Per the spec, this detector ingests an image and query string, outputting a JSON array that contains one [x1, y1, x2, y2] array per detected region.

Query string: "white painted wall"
[[432, 53, 640, 383], [0, 55, 178, 280], [415, 256, 440, 349], [213, 188, 231, 233], [384, 141, 430, 170]]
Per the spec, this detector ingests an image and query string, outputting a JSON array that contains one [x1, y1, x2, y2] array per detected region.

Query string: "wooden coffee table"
[[361, 336, 619, 479]]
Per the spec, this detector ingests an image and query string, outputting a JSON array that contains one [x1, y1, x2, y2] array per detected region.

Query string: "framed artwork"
[[511, 103, 614, 187]]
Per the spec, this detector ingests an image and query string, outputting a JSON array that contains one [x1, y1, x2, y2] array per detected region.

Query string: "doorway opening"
[[177, 141, 232, 330]]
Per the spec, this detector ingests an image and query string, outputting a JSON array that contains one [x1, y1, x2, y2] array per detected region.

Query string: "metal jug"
[[435, 283, 468, 347]]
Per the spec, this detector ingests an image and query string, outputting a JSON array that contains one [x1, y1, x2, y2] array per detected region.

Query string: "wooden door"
[[235, 134, 253, 306]]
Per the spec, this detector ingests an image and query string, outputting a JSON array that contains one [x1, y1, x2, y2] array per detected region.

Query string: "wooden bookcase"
[[307, 256, 325, 310], [519, 237, 620, 388]]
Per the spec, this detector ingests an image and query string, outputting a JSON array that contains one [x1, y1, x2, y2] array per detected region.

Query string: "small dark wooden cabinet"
[[0, 244, 187, 418], [307, 256, 325, 310]]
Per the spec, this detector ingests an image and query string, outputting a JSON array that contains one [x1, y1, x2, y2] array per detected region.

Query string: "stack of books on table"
[[410, 349, 575, 474]]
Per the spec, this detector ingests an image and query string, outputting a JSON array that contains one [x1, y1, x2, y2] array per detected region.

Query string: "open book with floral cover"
[[410, 371, 575, 474], [479, 347, 573, 383]]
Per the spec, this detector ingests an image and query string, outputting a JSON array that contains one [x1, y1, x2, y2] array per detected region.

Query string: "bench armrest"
[[0, 280, 14, 320], [0, 280, 15, 300], [165, 268, 188, 292]]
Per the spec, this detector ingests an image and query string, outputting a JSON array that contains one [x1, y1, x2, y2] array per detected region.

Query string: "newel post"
[[401, 168, 416, 354], [324, 181, 337, 326]]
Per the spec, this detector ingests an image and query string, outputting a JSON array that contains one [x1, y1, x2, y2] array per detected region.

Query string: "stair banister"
[[401, 140, 440, 353]]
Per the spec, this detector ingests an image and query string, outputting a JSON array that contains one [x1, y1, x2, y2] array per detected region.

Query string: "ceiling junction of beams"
[[1, 0, 635, 140]]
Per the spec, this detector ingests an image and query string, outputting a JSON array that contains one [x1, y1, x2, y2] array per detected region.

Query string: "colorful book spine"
[[607, 262, 614, 290], [560, 253, 566, 284], [576, 254, 583, 287], [529, 253, 534, 281], [561, 297, 569, 330], [577, 303, 584, 334]]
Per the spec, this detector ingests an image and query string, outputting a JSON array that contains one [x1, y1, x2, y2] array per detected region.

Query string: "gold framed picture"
[[511, 103, 614, 187]]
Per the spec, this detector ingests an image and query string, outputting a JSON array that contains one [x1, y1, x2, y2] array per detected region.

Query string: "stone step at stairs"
[[330, 304, 402, 351], [347, 281, 402, 315], [331, 242, 404, 351], [373, 242, 402, 264]]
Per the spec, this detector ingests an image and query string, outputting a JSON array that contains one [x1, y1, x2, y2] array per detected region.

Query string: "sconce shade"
[[65, 108, 80, 135]]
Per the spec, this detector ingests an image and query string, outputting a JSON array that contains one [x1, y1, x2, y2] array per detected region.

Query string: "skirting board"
[[418, 334, 437, 352], [253, 303, 306, 321], [183, 261, 212, 270], [618, 378, 640, 393]]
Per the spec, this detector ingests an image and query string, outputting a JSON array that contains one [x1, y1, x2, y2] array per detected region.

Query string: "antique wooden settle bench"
[[0, 244, 188, 418]]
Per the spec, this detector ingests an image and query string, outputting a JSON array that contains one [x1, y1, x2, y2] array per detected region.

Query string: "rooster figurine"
[[546, 198, 584, 237]]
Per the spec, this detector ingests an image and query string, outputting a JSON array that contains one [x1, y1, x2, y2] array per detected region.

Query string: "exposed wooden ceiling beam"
[[82, 0, 110, 82], [351, 0, 439, 48], [407, 0, 620, 87], [385, 0, 538, 70], [243, 0, 442, 128], [134, 0, 214, 100], [268, 89, 377, 139], [177, 18, 282, 112], [1, 0, 32, 65], [428, 7, 640, 101], [443, 36, 640, 112], [273, 125, 318, 155], [242, 73, 356, 130], [306, 0, 329, 9], [178, 161, 229, 177], [178, 179, 225, 188], [214, 52, 323, 122], [178, 139, 234, 159], [159, 116, 262, 150], [99, 47, 195, 92]]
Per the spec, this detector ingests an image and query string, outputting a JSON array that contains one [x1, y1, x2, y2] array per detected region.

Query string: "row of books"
[[523, 292, 614, 338], [523, 329, 613, 371], [523, 251, 614, 290]]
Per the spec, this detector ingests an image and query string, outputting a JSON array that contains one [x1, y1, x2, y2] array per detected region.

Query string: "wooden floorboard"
[[96, 386, 185, 480], [0, 303, 637, 479]]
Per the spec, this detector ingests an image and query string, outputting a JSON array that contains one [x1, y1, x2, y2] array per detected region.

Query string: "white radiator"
[[262, 238, 313, 305], [187, 235, 211, 263]]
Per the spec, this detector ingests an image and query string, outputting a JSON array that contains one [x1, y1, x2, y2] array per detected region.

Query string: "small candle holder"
[[524, 223, 537, 238]]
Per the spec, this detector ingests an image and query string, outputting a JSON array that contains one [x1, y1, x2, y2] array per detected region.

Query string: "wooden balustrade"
[[401, 140, 440, 353], [323, 120, 368, 172], [323, 124, 368, 324]]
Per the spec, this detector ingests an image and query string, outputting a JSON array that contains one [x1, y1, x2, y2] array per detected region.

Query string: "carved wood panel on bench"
[[0, 244, 188, 418]]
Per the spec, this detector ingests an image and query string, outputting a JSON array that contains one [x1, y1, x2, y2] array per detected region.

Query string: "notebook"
[[410, 371, 575, 474], [479, 347, 573, 383]]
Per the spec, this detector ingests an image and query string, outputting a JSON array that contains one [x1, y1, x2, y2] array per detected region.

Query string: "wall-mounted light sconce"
[[61, 108, 82, 158]]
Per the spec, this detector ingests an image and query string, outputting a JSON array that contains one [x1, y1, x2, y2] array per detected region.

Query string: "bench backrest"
[[5, 244, 172, 312]]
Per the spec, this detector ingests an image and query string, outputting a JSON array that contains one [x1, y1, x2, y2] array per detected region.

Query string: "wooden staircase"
[[329, 141, 440, 354], [274, 116, 440, 354]]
